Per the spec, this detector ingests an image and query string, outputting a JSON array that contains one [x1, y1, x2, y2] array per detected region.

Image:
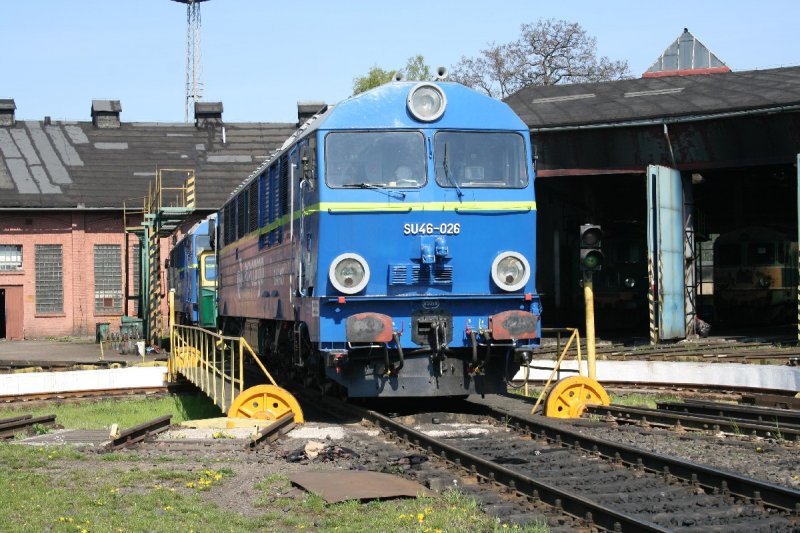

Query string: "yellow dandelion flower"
[[163, 506, 173, 511], [425, 507, 433, 514], [398, 514, 406, 519], [417, 513, 425, 522], [67, 517, 74, 523], [59, 517, 66, 522], [186, 482, 195, 488], [502, 525, 509, 529]]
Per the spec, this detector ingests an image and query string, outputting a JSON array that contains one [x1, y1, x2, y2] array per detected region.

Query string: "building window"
[[35, 244, 63, 313], [94, 244, 122, 312], [130, 243, 140, 315], [0, 245, 23, 271]]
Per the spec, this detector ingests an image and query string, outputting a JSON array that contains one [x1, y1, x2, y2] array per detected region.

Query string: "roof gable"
[[644, 28, 730, 78]]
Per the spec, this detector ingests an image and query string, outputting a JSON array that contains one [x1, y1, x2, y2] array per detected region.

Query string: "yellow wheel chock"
[[227, 384, 304, 423], [545, 375, 610, 418]]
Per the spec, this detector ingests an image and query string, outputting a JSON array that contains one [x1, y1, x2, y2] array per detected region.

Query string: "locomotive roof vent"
[[297, 101, 326, 127], [0, 99, 15, 127], [91, 99, 121, 128], [194, 101, 223, 127]]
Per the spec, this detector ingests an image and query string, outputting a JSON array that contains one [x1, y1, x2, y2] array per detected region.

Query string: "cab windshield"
[[434, 131, 528, 188], [325, 131, 426, 188], [202, 255, 217, 284]]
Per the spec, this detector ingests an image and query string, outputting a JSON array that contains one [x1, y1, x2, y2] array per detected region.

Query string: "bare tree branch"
[[451, 18, 632, 98]]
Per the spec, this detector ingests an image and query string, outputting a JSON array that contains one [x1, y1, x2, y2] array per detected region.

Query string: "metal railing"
[[169, 324, 277, 414]]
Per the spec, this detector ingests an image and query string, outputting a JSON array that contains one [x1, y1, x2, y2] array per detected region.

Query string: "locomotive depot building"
[[506, 30, 800, 342], [1, 29, 799, 344], [0, 100, 298, 340]]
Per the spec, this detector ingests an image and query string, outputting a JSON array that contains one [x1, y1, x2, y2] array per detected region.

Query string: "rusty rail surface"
[[107, 414, 172, 450], [0, 414, 57, 439], [248, 412, 295, 450]]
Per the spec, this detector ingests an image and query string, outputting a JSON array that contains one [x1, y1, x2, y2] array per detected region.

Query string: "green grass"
[[0, 444, 548, 533], [0, 398, 550, 532], [0, 447, 257, 533], [0, 395, 222, 430], [255, 474, 548, 532], [609, 393, 682, 409]]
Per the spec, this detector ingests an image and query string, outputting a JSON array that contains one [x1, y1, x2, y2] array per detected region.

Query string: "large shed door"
[[647, 165, 686, 341]]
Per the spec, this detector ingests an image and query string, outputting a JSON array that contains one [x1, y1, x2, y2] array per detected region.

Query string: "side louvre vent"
[[389, 265, 408, 285], [388, 264, 453, 286]]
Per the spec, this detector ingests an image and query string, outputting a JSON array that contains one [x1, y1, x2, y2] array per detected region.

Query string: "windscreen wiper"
[[343, 182, 406, 200], [443, 144, 463, 200]]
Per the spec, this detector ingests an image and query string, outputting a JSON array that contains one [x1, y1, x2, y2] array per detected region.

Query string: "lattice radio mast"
[[172, 0, 209, 122]]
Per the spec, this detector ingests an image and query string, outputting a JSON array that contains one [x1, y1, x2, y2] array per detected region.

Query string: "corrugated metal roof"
[[504, 66, 800, 130]]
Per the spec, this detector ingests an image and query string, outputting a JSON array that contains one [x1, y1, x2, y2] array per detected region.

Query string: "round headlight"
[[407, 83, 446, 122], [329, 253, 370, 294], [758, 276, 771, 288], [624, 277, 636, 289], [491, 252, 531, 292]]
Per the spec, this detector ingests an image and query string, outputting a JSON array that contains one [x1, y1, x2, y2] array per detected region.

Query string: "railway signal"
[[579, 224, 604, 271]]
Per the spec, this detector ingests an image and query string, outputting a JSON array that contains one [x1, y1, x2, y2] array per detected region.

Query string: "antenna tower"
[[172, 0, 209, 122]]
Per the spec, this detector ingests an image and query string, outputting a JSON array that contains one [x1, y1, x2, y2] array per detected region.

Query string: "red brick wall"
[[0, 212, 121, 338], [0, 211, 208, 340]]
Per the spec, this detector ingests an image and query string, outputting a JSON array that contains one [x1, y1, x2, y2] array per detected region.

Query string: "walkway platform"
[[0, 338, 166, 369]]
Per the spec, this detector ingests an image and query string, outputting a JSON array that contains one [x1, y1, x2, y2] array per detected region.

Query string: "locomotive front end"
[[311, 81, 540, 397]]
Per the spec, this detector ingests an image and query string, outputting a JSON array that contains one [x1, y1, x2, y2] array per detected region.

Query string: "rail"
[[0, 414, 57, 439], [107, 415, 172, 450]]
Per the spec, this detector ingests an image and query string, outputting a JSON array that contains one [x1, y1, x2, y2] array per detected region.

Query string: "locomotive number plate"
[[403, 222, 461, 236]]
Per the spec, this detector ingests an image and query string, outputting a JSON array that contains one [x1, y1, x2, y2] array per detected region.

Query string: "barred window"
[[129, 243, 140, 315], [94, 244, 122, 312], [0, 245, 22, 271], [35, 244, 63, 313]]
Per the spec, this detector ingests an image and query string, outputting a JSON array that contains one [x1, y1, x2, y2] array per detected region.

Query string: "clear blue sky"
[[2, 1, 799, 124]]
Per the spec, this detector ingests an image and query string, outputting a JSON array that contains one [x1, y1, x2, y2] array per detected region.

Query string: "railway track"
[[657, 399, 800, 426], [297, 390, 800, 531], [585, 403, 800, 442], [0, 414, 57, 439]]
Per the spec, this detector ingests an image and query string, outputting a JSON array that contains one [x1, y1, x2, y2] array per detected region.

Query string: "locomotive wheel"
[[227, 384, 304, 423], [545, 376, 610, 419]]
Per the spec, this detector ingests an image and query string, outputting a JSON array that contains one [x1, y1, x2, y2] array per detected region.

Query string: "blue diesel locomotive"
[[167, 215, 218, 328], [215, 79, 541, 397]]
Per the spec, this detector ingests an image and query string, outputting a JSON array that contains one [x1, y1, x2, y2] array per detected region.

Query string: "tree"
[[352, 55, 433, 95], [450, 19, 631, 98]]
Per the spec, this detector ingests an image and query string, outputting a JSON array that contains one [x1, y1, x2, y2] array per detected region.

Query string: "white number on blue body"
[[403, 223, 461, 236]]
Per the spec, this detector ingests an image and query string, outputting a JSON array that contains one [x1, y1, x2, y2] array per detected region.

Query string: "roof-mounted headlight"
[[329, 253, 370, 294], [407, 83, 446, 122], [491, 251, 531, 292]]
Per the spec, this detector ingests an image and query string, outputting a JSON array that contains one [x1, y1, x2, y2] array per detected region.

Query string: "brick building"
[[0, 99, 303, 339]]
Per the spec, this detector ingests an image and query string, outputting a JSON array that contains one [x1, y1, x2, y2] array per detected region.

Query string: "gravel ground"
[[481, 393, 800, 491]]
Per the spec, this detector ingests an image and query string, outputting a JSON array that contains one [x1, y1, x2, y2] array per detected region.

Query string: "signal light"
[[579, 224, 604, 272]]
